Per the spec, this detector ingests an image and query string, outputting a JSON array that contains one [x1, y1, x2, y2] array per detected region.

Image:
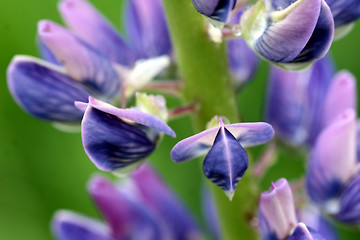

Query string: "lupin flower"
[[192, 0, 238, 24], [240, 0, 334, 71], [325, 0, 360, 39], [266, 56, 357, 146], [306, 109, 358, 204], [7, 0, 171, 127], [259, 178, 325, 240], [171, 116, 274, 199], [76, 96, 175, 175], [52, 165, 203, 240]]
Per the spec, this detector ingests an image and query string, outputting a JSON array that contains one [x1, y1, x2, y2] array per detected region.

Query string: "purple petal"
[[286, 223, 325, 240], [266, 56, 334, 145], [306, 109, 357, 204], [259, 178, 297, 239], [36, 38, 60, 65], [88, 176, 168, 240], [203, 126, 249, 198], [7, 56, 89, 122], [322, 71, 357, 127], [81, 97, 174, 172], [336, 172, 360, 223], [192, 0, 237, 22], [202, 185, 222, 240], [132, 165, 203, 240], [325, 0, 360, 28], [52, 210, 114, 240], [58, 0, 135, 65], [125, 0, 171, 59], [253, 0, 322, 63], [38, 20, 121, 98]]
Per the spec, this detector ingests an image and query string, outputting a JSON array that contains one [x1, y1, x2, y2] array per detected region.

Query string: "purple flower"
[[7, 0, 171, 126], [241, 0, 334, 71], [76, 96, 175, 174], [52, 165, 203, 240], [306, 109, 358, 204], [266, 56, 357, 147], [192, 0, 238, 23], [171, 117, 274, 199], [259, 178, 325, 240]]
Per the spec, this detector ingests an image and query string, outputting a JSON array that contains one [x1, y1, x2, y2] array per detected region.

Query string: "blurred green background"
[[1, 0, 360, 239]]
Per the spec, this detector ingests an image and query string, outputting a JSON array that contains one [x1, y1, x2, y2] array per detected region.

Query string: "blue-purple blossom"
[[286, 223, 325, 240], [266, 56, 357, 147], [306, 109, 358, 204], [7, 0, 171, 126], [77, 96, 175, 174], [192, 0, 237, 23], [241, 0, 334, 71], [52, 165, 202, 240], [171, 117, 274, 199]]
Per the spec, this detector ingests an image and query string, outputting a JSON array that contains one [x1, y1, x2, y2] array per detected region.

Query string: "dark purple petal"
[[192, 0, 237, 22], [306, 109, 357, 204], [253, 0, 322, 63], [336, 173, 360, 223], [58, 0, 135, 65], [290, 0, 334, 64], [203, 126, 248, 198], [325, 0, 360, 27], [286, 223, 325, 240], [52, 210, 114, 240], [38, 20, 121, 98], [132, 165, 203, 240], [7, 56, 89, 122], [88, 176, 169, 240], [125, 0, 171, 59]]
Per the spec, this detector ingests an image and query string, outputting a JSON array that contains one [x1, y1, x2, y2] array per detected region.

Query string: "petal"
[[7, 55, 89, 122], [38, 20, 121, 98], [192, 0, 237, 23], [36, 38, 60, 65], [202, 185, 222, 240], [325, 0, 360, 28], [266, 57, 334, 145], [259, 178, 297, 239], [336, 172, 360, 223], [286, 223, 325, 240], [132, 165, 203, 240], [52, 210, 114, 240], [243, 0, 321, 63], [203, 126, 249, 199], [125, 0, 171, 59], [306, 109, 357, 204], [322, 71, 357, 128], [88, 176, 168, 240], [58, 0, 134, 65]]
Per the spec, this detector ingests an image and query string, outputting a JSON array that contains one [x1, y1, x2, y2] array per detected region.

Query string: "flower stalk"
[[161, 0, 259, 239]]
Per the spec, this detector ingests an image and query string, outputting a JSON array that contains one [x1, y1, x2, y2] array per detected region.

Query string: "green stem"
[[161, 1, 259, 239]]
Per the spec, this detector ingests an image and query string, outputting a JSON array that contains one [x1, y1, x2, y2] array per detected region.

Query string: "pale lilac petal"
[[325, 0, 360, 28], [125, 0, 171, 59], [336, 173, 360, 223], [88, 176, 167, 240], [7, 56, 89, 122], [306, 109, 357, 203], [132, 165, 203, 240], [58, 0, 134, 65], [322, 71, 357, 127], [52, 210, 114, 240], [38, 20, 121, 98], [192, 0, 237, 22], [259, 178, 297, 239], [286, 223, 325, 240], [36, 38, 60, 65], [203, 126, 248, 198]]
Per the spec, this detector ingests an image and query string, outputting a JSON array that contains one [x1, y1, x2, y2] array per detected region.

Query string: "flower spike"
[[80, 97, 175, 173], [171, 116, 273, 198], [192, 0, 238, 24]]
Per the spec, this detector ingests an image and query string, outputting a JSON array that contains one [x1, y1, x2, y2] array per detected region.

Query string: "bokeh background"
[[1, 0, 360, 239]]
